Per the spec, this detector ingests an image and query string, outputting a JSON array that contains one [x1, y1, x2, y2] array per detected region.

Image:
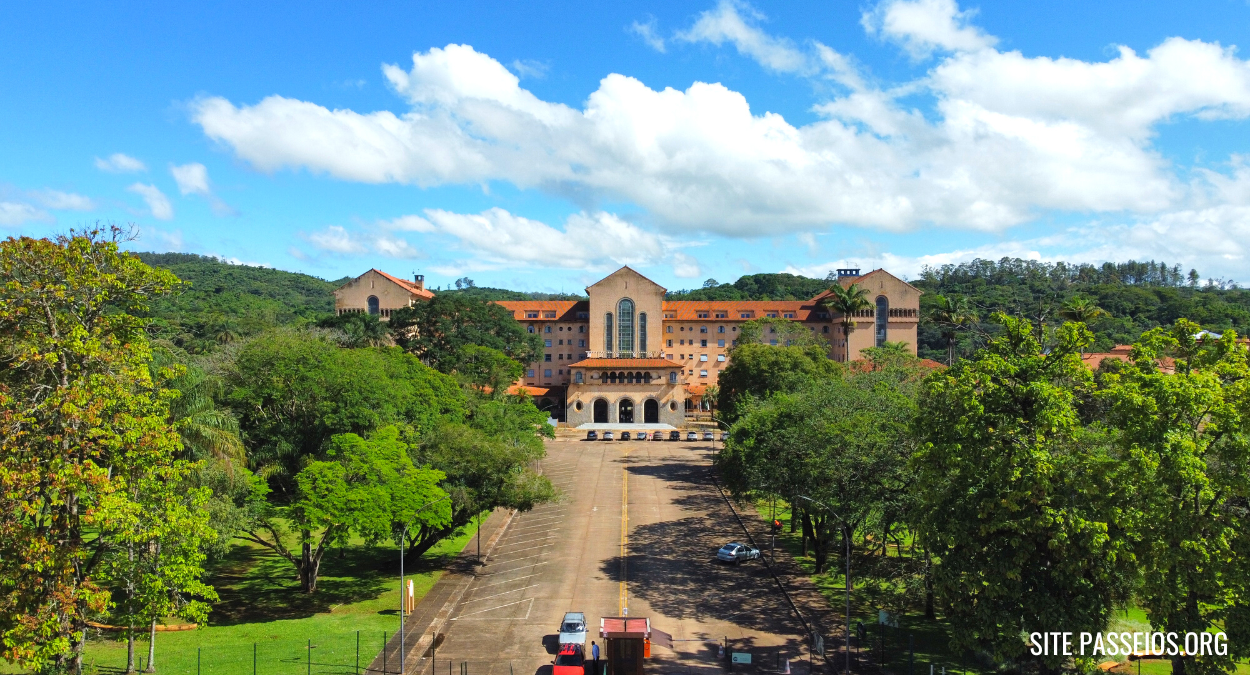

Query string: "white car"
[[717, 542, 760, 564], [558, 611, 587, 645]]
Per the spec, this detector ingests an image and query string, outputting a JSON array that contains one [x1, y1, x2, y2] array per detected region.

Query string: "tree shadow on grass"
[[206, 541, 459, 625]]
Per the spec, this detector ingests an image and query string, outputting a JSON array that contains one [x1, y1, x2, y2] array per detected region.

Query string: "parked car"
[[720, 432, 729, 441], [717, 542, 761, 564], [585, 430, 598, 441], [620, 431, 631, 440], [651, 432, 665, 442], [553, 643, 585, 675], [558, 612, 587, 645], [635, 431, 648, 441], [687, 431, 697, 441], [702, 431, 714, 441], [669, 430, 681, 440], [602, 431, 614, 441]]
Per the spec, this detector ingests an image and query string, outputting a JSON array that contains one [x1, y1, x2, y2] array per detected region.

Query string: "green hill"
[[667, 273, 832, 301], [135, 253, 338, 353]]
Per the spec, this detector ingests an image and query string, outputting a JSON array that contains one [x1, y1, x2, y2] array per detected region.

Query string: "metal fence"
[[82, 630, 397, 675]]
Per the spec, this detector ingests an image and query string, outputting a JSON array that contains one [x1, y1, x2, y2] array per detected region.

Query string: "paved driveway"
[[409, 439, 817, 675]]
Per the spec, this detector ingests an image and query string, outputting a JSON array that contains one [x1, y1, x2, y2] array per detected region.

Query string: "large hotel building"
[[335, 266, 920, 428]]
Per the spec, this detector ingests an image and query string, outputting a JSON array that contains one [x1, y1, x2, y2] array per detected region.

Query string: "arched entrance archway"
[[643, 399, 659, 423], [367, 295, 380, 315], [593, 399, 609, 423], [618, 398, 635, 424]]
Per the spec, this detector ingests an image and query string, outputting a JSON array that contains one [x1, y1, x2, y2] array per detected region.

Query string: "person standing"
[[591, 641, 600, 675]]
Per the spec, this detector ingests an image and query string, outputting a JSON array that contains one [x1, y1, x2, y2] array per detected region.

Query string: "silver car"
[[717, 542, 760, 564], [558, 611, 587, 645], [602, 431, 613, 441]]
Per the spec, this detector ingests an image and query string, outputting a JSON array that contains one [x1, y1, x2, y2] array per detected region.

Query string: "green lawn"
[[2, 523, 481, 675], [749, 500, 1248, 675]]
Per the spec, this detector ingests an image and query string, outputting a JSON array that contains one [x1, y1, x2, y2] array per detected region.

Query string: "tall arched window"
[[604, 313, 614, 354], [638, 312, 648, 355], [367, 296, 380, 315], [617, 298, 635, 356], [875, 296, 889, 346]]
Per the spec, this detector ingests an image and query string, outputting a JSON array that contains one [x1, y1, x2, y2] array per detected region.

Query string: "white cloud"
[[126, 183, 173, 220], [671, 252, 702, 278], [381, 214, 436, 232], [305, 225, 422, 259], [0, 201, 53, 226], [33, 189, 95, 211], [675, 1, 812, 74], [191, 18, 1250, 248], [510, 59, 549, 79], [308, 225, 367, 254], [94, 153, 147, 173], [629, 17, 666, 53], [171, 163, 211, 195], [862, 0, 997, 58]]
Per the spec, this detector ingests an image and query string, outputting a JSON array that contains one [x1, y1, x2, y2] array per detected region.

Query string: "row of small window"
[[662, 312, 798, 320], [528, 369, 566, 378], [667, 338, 731, 348], [545, 339, 586, 348], [673, 354, 726, 362], [525, 311, 591, 319], [529, 324, 585, 334], [544, 353, 580, 361], [667, 325, 735, 334]]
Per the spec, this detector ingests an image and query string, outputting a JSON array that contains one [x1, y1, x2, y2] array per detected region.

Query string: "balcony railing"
[[579, 351, 664, 360]]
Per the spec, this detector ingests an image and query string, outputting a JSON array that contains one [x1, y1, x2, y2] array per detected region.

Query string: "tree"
[[389, 294, 542, 373], [716, 341, 841, 424], [702, 278, 719, 288], [151, 349, 245, 466], [456, 344, 524, 394], [316, 312, 394, 348], [0, 228, 213, 672], [1102, 321, 1250, 674], [819, 282, 871, 361], [234, 426, 451, 593], [928, 295, 978, 366], [1060, 294, 1110, 325], [913, 315, 1136, 670], [225, 331, 464, 498]]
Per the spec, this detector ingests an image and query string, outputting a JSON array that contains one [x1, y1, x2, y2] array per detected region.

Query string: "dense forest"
[[666, 272, 831, 301]]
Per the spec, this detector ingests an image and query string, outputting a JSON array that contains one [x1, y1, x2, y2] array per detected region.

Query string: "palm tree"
[[151, 351, 246, 466], [1059, 294, 1109, 325], [819, 282, 871, 361], [929, 295, 978, 366]]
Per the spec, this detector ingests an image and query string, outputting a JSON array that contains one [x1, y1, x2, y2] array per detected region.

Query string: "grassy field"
[[2, 523, 481, 675], [750, 500, 1248, 675]]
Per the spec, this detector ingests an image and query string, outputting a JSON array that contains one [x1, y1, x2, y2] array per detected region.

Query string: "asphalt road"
[[416, 439, 814, 675]]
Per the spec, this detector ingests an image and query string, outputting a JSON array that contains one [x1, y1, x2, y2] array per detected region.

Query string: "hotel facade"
[[335, 266, 920, 428]]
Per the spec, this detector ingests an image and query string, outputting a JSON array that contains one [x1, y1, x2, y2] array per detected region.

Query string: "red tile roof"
[[507, 385, 559, 396], [567, 357, 684, 369], [495, 301, 588, 321], [373, 269, 435, 299]]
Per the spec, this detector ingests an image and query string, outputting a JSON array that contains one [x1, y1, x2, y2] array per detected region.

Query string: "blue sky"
[[3, 0, 1249, 291]]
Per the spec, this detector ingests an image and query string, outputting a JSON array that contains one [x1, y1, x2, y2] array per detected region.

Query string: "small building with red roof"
[[333, 269, 434, 320]]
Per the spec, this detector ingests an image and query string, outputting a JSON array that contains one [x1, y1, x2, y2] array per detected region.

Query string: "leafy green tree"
[[928, 294, 978, 365], [0, 228, 213, 673], [720, 365, 919, 574], [402, 394, 556, 557], [225, 331, 463, 498], [456, 344, 524, 394], [1102, 321, 1250, 674], [717, 340, 840, 424], [151, 349, 245, 466], [819, 282, 871, 361], [234, 426, 451, 593], [913, 315, 1136, 670], [389, 294, 542, 372]]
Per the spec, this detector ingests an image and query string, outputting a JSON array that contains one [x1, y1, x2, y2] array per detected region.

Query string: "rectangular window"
[[558, 369, 563, 375], [575, 371, 584, 383], [664, 313, 675, 318], [700, 326, 708, 333], [732, 339, 738, 346], [543, 311, 557, 318], [767, 312, 777, 318], [558, 339, 564, 345], [715, 313, 727, 318], [579, 326, 585, 333], [667, 325, 673, 333], [544, 369, 552, 377], [770, 339, 778, 345], [579, 339, 586, 347], [545, 339, 552, 347], [669, 372, 678, 383], [527, 369, 535, 377], [545, 326, 552, 333], [739, 312, 753, 319], [544, 354, 552, 362], [667, 339, 672, 347], [700, 369, 708, 378], [718, 354, 726, 362], [718, 339, 725, 347], [718, 326, 725, 333], [701, 339, 707, 347], [697, 312, 709, 318], [577, 312, 589, 319], [784, 313, 795, 319], [558, 354, 563, 360], [526, 312, 539, 318], [700, 354, 708, 362]]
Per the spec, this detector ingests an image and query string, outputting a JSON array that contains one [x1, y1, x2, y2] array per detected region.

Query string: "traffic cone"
[[782, 660, 791, 674]]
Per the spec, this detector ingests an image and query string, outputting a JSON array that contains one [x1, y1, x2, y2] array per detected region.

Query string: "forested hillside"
[[135, 253, 338, 353], [667, 272, 831, 300]]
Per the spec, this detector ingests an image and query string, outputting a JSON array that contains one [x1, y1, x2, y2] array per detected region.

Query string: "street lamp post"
[[797, 495, 851, 675], [399, 495, 451, 675]]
